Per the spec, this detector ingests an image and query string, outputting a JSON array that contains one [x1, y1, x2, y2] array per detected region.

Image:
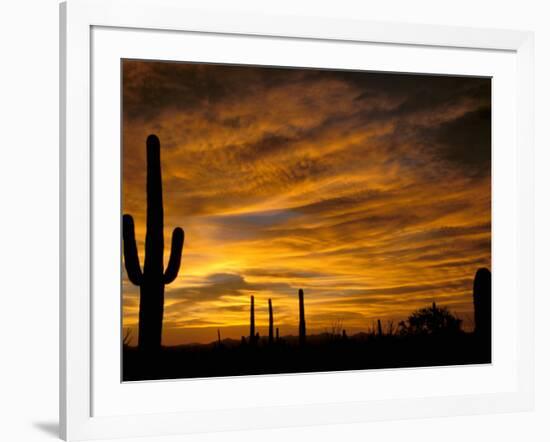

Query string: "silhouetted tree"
[[399, 302, 462, 335], [473, 268, 491, 339], [268, 299, 274, 344], [122, 135, 184, 352], [298, 289, 306, 345], [377, 319, 383, 336]]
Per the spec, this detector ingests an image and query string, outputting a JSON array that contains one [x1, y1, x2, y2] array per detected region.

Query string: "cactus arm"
[[122, 214, 143, 285], [163, 227, 184, 284]]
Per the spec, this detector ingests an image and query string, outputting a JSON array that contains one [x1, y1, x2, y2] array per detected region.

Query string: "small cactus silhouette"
[[276, 327, 279, 341], [473, 268, 491, 338], [122, 135, 184, 352], [298, 289, 306, 345], [249, 295, 255, 344], [377, 319, 383, 336], [268, 298, 274, 344]]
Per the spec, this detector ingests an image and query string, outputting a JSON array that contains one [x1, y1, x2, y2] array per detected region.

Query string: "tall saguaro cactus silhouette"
[[473, 267, 491, 339], [249, 295, 255, 343], [298, 289, 306, 345], [268, 299, 274, 344], [122, 135, 184, 352]]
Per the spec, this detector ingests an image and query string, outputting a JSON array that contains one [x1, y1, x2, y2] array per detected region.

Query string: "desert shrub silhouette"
[[399, 302, 462, 335], [122, 134, 184, 352]]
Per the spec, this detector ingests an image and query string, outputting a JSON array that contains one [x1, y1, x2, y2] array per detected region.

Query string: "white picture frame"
[[60, 0, 534, 440]]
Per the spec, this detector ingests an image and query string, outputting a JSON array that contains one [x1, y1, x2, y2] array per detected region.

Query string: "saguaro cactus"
[[249, 295, 255, 343], [298, 289, 306, 345], [268, 299, 274, 344], [122, 135, 184, 352], [473, 267, 491, 338]]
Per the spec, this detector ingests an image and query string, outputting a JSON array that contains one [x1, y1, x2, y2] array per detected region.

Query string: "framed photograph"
[[60, 0, 534, 440]]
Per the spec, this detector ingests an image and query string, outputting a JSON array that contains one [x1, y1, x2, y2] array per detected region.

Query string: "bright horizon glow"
[[122, 60, 491, 346]]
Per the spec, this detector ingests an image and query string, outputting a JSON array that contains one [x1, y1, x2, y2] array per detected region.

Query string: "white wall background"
[[0, 0, 548, 441]]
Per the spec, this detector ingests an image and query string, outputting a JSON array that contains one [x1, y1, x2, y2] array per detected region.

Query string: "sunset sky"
[[122, 60, 491, 346]]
